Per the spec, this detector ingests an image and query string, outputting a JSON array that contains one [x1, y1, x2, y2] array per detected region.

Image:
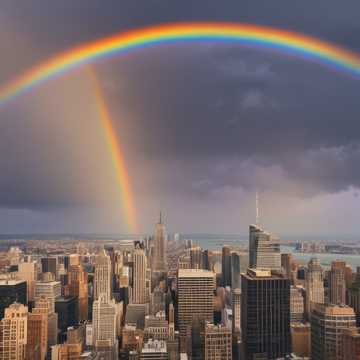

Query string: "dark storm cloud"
[[1, 0, 360, 212]]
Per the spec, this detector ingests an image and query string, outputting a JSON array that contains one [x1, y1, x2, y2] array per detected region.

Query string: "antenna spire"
[[256, 191, 260, 226], [159, 211, 162, 224]]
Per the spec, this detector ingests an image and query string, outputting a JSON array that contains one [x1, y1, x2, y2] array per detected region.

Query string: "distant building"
[[290, 286, 305, 322], [241, 268, 290, 359], [34, 279, 61, 313], [177, 269, 215, 352], [94, 249, 112, 301], [249, 225, 281, 271], [41, 257, 57, 278], [68, 263, 88, 321], [55, 296, 79, 336], [131, 245, 148, 304], [17, 261, 37, 303], [153, 213, 167, 272], [305, 258, 324, 317], [221, 246, 231, 288], [204, 322, 232, 360], [0, 303, 28, 360], [329, 260, 346, 305], [311, 303, 356, 360], [0, 280, 27, 319], [230, 251, 241, 289]]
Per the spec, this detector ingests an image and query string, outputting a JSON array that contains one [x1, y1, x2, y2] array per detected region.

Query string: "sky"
[[0, 0, 360, 239]]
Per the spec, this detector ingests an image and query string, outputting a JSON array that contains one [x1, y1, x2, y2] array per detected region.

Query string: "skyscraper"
[[230, 251, 241, 290], [329, 260, 346, 305], [249, 224, 281, 271], [204, 322, 232, 360], [0, 280, 27, 319], [94, 249, 112, 301], [290, 285, 305, 322], [153, 212, 167, 272], [41, 257, 57, 279], [68, 262, 88, 321], [241, 268, 291, 359], [311, 303, 356, 360], [17, 260, 37, 303], [34, 279, 61, 313], [131, 244, 148, 304], [340, 327, 360, 360], [0, 303, 28, 360], [177, 269, 215, 351], [232, 288, 241, 336], [221, 245, 231, 287], [305, 258, 324, 317], [92, 294, 118, 359]]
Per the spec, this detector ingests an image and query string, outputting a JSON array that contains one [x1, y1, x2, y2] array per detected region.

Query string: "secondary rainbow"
[[88, 68, 138, 233], [1, 22, 360, 106]]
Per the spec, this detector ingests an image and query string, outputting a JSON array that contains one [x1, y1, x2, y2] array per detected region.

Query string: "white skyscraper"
[[131, 244, 148, 304], [249, 224, 281, 270], [153, 212, 167, 272], [94, 249, 112, 301], [92, 294, 118, 359], [305, 257, 324, 316]]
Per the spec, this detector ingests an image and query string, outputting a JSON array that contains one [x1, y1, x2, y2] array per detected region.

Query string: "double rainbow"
[[1, 22, 360, 232]]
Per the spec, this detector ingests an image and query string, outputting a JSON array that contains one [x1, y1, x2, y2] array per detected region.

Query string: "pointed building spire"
[[256, 190, 260, 226], [159, 210, 162, 224]]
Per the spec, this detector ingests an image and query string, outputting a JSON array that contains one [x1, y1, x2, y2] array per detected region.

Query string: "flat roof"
[[178, 269, 215, 278], [0, 279, 26, 285]]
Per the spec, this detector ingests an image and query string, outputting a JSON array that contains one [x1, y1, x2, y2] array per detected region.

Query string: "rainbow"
[[1, 22, 360, 106], [88, 68, 138, 233]]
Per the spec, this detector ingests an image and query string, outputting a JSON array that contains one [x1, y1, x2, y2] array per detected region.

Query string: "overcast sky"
[[0, 1, 360, 238]]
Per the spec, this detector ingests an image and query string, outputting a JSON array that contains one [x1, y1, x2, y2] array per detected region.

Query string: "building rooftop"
[[178, 269, 215, 278], [142, 339, 167, 353], [0, 279, 26, 286]]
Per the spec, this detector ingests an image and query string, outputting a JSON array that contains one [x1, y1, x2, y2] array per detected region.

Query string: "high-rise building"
[[153, 213, 167, 272], [290, 322, 311, 358], [0, 280, 27, 319], [249, 225, 281, 271], [131, 245, 148, 304], [92, 294, 118, 358], [241, 268, 290, 359], [305, 257, 325, 317], [177, 269, 215, 351], [232, 288, 241, 336], [17, 261, 37, 303], [230, 251, 241, 290], [34, 279, 61, 313], [347, 274, 360, 326], [27, 299, 48, 360], [340, 327, 360, 360], [0, 303, 28, 360], [329, 260, 346, 305], [68, 263, 88, 321], [94, 249, 112, 301], [311, 303, 356, 360], [190, 246, 204, 270], [204, 322, 232, 360], [41, 257, 57, 278], [221, 246, 231, 288], [290, 285, 305, 322], [55, 296, 79, 336]]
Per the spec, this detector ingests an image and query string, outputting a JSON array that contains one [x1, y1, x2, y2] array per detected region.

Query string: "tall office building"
[[305, 258, 324, 317], [94, 249, 112, 301], [340, 327, 360, 360], [41, 257, 57, 278], [241, 268, 290, 359], [311, 303, 356, 360], [230, 251, 241, 290], [26, 301, 48, 360], [68, 263, 88, 321], [131, 245, 148, 304], [204, 322, 232, 360], [17, 261, 37, 303], [249, 225, 281, 271], [221, 246, 231, 287], [0, 303, 28, 360], [0, 280, 27, 319], [329, 260, 346, 305], [290, 286, 305, 322], [34, 279, 61, 313], [190, 246, 204, 269], [92, 294, 118, 359], [232, 288, 241, 336], [291, 322, 311, 358], [153, 213, 167, 272], [177, 269, 215, 351]]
